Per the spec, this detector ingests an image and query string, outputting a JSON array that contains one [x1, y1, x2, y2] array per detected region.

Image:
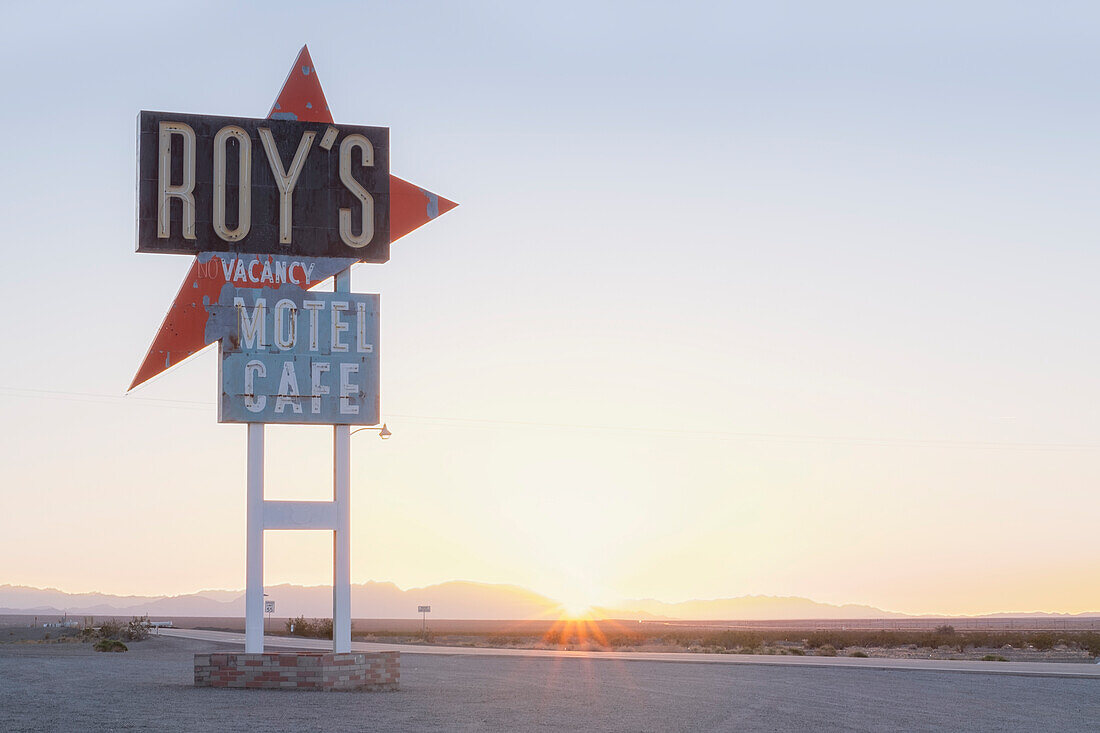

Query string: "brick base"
[[194, 651, 399, 691]]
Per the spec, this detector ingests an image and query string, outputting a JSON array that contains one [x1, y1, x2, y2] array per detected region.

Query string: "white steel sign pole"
[[332, 267, 353, 654], [245, 423, 265, 653]]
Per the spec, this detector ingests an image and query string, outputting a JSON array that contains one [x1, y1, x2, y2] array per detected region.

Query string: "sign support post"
[[333, 267, 353, 654], [246, 424, 265, 653]]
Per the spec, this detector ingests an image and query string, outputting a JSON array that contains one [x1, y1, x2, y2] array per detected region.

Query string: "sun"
[[559, 601, 594, 619]]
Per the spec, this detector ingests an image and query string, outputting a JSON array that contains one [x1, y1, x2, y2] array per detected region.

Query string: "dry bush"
[[285, 616, 333, 639]]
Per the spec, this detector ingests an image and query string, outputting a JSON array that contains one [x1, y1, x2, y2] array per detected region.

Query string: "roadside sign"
[[137, 111, 390, 262], [214, 290, 380, 424], [132, 45, 458, 660], [418, 605, 431, 633]]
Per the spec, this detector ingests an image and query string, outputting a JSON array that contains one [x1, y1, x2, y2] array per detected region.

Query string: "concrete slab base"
[[194, 651, 399, 691]]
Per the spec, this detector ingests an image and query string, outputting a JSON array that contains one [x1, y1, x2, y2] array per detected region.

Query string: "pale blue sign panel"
[[216, 288, 380, 425]]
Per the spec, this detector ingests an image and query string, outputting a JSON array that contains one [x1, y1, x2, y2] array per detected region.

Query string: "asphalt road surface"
[[1, 633, 1096, 732]]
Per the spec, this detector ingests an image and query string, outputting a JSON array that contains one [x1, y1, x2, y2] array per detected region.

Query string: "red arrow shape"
[[130, 46, 456, 391]]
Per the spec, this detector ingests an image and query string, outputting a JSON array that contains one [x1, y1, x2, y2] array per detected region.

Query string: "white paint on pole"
[[263, 500, 338, 529], [245, 423, 265, 653], [332, 266, 353, 653]]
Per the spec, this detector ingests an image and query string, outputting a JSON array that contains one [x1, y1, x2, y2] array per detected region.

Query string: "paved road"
[[160, 627, 1100, 679], [3, 634, 1098, 732]]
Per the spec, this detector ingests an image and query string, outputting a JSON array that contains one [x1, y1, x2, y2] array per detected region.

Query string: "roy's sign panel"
[[137, 111, 390, 262], [213, 289, 380, 425]]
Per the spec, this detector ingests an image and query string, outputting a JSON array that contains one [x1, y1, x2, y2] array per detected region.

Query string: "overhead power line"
[[0, 386, 1097, 451]]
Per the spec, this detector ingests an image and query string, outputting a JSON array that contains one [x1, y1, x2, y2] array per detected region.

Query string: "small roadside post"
[[418, 605, 431, 635]]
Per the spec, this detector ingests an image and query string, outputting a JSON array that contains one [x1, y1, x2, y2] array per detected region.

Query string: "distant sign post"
[[132, 46, 457, 656], [264, 599, 275, 636], [418, 605, 431, 634]]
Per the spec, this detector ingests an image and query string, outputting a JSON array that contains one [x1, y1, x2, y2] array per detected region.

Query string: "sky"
[[2, 1, 1100, 616]]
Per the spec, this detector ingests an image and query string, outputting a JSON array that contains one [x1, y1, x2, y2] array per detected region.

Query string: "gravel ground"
[[1, 636, 1097, 732]]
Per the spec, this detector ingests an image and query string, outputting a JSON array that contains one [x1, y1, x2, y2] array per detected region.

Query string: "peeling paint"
[[130, 253, 356, 390]]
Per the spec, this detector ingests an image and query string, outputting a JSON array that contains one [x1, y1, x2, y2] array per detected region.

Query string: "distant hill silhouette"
[[614, 595, 907, 620], [0, 581, 573, 619], [2, 583, 1097, 620]]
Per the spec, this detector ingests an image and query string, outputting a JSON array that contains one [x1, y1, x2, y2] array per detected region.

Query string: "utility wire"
[[0, 385, 1097, 450]]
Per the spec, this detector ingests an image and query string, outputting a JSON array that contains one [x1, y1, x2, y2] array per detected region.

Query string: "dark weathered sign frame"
[[137, 110, 390, 261]]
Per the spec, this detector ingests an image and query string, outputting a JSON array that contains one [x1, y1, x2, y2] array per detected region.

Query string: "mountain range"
[[2, 582, 1097, 620]]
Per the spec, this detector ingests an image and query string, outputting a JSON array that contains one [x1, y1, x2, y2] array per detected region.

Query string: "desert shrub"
[[286, 615, 307, 635], [934, 625, 955, 635], [850, 650, 869, 658], [708, 631, 765, 651], [1028, 632, 1057, 651], [94, 639, 127, 653], [487, 635, 521, 646], [1077, 633, 1100, 656], [98, 619, 122, 639], [602, 632, 653, 648], [120, 616, 150, 642], [285, 616, 333, 639], [981, 654, 1008, 662], [816, 645, 837, 657]]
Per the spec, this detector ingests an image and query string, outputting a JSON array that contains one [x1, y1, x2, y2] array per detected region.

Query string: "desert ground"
[[1, 633, 1097, 732]]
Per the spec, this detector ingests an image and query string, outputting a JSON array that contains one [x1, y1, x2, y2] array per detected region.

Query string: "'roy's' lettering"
[[156, 120, 375, 248]]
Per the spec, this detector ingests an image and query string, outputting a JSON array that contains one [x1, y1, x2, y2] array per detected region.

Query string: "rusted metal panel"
[[128, 252, 356, 390], [267, 46, 333, 124], [137, 111, 390, 261], [216, 289, 380, 425]]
